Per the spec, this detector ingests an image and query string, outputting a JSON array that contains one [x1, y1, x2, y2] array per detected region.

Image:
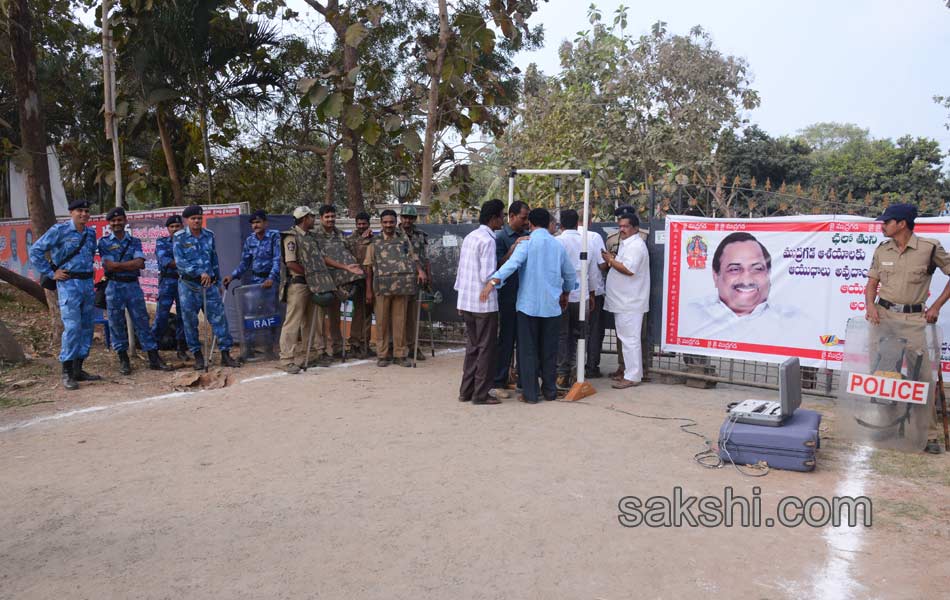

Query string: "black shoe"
[[220, 350, 241, 368], [147, 350, 173, 371], [62, 361, 78, 391], [585, 368, 603, 379], [414, 350, 427, 361], [377, 358, 390, 367], [118, 351, 132, 376], [393, 357, 410, 367], [176, 340, 190, 361], [193, 349, 206, 371], [73, 358, 101, 382], [925, 438, 943, 454]]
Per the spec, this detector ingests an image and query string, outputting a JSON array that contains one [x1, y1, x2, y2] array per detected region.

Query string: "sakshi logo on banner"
[[685, 235, 708, 269]]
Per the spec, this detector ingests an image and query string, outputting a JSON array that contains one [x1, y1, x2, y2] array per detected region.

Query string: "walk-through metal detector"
[[507, 168, 596, 401]]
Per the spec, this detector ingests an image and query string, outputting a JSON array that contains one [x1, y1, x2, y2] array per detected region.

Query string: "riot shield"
[[233, 283, 281, 361], [836, 317, 940, 452]]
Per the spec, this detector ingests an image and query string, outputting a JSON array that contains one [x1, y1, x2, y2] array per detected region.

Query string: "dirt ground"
[[2, 342, 950, 599]]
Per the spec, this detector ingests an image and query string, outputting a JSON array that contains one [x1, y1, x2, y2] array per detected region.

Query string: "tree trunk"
[[156, 106, 184, 206], [323, 141, 338, 205], [200, 105, 213, 203], [420, 0, 450, 207], [340, 42, 363, 215], [0, 266, 47, 306], [7, 0, 62, 349]]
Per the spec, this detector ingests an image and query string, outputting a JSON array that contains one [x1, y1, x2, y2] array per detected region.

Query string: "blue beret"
[[106, 206, 126, 221], [876, 203, 917, 223], [68, 199, 91, 210], [165, 215, 182, 227], [249, 209, 267, 222], [614, 204, 635, 217]]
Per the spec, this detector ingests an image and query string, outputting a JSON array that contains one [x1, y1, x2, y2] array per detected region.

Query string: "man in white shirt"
[[603, 213, 650, 388], [454, 199, 506, 404], [555, 209, 605, 387]]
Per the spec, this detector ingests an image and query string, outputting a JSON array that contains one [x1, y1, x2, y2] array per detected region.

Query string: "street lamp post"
[[393, 171, 411, 203]]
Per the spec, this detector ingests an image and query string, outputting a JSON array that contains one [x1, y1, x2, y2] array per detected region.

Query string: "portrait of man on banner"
[[679, 231, 803, 342]]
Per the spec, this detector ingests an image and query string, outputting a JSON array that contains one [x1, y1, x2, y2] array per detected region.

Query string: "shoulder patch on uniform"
[[287, 241, 296, 251]]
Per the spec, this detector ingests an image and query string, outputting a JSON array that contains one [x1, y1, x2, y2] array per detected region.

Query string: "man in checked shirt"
[[454, 199, 506, 405]]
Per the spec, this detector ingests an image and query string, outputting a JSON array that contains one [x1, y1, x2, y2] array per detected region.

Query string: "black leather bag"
[[94, 279, 108, 309]]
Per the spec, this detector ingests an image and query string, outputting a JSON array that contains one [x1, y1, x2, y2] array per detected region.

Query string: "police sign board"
[[844, 372, 930, 405]]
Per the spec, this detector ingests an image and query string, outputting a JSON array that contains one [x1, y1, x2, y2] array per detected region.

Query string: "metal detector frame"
[[507, 168, 593, 391]]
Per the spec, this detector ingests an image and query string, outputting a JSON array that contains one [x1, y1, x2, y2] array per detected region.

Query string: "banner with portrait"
[[661, 215, 950, 370]]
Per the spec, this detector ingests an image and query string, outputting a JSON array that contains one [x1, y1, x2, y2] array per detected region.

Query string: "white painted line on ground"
[[813, 444, 872, 600], [0, 392, 193, 434], [2, 348, 466, 434]]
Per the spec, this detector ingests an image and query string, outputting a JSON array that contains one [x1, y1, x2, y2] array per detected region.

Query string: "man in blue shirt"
[[173, 204, 241, 370], [98, 207, 172, 375], [151, 215, 188, 360], [482, 208, 577, 403], [223, 209, 281, 356], [222, 209, 281, 289], [493, 200, 529, 390], [29, 199, 99, 390]]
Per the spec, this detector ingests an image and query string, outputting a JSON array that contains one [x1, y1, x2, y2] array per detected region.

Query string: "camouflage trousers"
[[178, 280, 233, 353], [106, 280, 158, 352]]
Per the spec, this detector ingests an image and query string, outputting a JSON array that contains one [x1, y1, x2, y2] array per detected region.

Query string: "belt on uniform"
[[291, 275, 307, 285], [181, 273, 217, 284], [253, 271, 272, 278], [878, 298, 924, 314], [109, 274, 139, 283], [65, 272, 93, 280]]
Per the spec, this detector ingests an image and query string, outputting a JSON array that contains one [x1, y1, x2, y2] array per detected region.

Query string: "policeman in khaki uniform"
[[314, 204, 364, 360], [866, 203, 950, 454], [364, 208, 428, 367], [279, 207, 362, 374], [399, 205, 430, 361], [345, 211, 376, 358]]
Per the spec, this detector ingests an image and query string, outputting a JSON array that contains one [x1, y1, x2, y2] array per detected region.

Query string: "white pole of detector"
[[576, 174, 591, 385], [507, 174, 515, 210], [555, 189, 560, 223]]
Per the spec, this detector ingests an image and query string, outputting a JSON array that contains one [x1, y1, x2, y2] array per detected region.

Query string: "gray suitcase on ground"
[[718, 409, 822, 472]]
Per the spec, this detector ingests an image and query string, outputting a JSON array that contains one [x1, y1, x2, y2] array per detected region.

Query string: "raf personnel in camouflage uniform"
[[152, 215, 189, 360], [29, 199, 99, 390], [223, 209, 281, 289], [173, 204, 241, 370], [345, 211, 376, 358], [866, 203, 950, 454], [279, 206, 363, 374], [399, 205, 430, 361], [98, 207, 172, 375], [365, 209, 428, 367]]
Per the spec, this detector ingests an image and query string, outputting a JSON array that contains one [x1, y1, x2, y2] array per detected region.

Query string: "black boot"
[[176, 340, 190, 361], [148, 349, 173, 371], [118, 350, 132, 376], [62, 361, 78, 391], [220, 350, 241, 368], [73, 358, 101, 382], [193, 349, 206, 371]]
